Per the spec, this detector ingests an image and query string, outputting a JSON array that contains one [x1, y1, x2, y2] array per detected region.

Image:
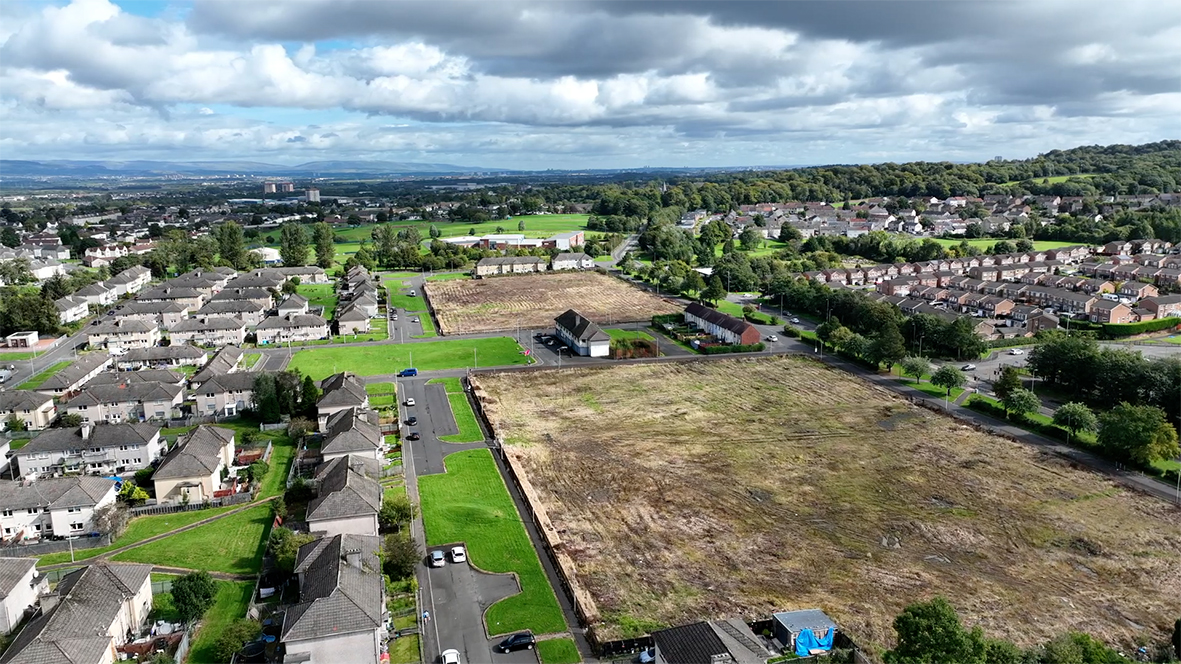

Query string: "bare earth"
[[424, 272, 681, 335], [473, 357, 1181, 649]]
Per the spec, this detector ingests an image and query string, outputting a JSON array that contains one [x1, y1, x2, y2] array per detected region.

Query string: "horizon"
[[0, 1, 1178, 169]]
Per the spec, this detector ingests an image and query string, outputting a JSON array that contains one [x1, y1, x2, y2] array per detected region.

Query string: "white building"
[[554, 309, 611, 357], [551, 252, 595, 271], [0, 558, 46, 635], [65, 381, 183, 424], [75, 282, 117, 307], [54, 295, 90, 324], [87, 319, 160, 350], [306, 188, 321, 203], [306, 455, 382, 538], [0, 476, 118, 542], [255, 313, 329, 345], [14, 423, 162, 479], [168, 316, 247, 347], [152, 425, 236, 505]]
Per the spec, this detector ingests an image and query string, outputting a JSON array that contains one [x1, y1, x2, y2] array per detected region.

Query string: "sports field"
[[425, 272, 680, 335], [472, 357, 1181, 649]]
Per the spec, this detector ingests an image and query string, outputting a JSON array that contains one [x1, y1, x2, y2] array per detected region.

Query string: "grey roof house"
[[306, 455, 382, 537]]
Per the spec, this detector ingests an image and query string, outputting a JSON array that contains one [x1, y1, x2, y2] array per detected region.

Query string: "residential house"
[[1007, 305, 1043, 327], [0, 391, 56, 431], [34, 352, 112, 397], [118, 345, 208, 371], [54, 296, 90, 324], [1139, 295, 1181, 318], [87, 320, 160, 350], [136, 286, 206, 310], [651, 619, 772, 664], [683, 302, 761, 346], [0, 476, 117, 542], [1091, 300, 1135, 324], [0, 558, 46, 635], [190, 345, 244, 389], [152, 426, 236, 504], [64, 382, 183, 424], [473, 256, 548, 277], [193, 299, 269, 326], [210, 287, 273, 307], [168, 316, 247, 347], [87, 370, 184, 388], [554, 310, 611, 358], [104, 265, 151, 296], [256, 314, 330, 345], [193, 372, 257, 418], [224, 269, 287, 291], [317, 373, 370, 429], [1026, 312, 1060, 335], [26, 260, 66, 281], [13, 423, 161, 479], [1119, 282, 1158, 299], [278, 294, 310, 317], [306, 455, 382, 537], [0, 563, 152, 664], [320, 409, 383, 462], [551, 252, 595, 271], [335, 302, 371, 336], [276, 266, 330, 284], [280, 534, 386, 664], [75, 282, 117, 307], [111, 301, 190, 329]]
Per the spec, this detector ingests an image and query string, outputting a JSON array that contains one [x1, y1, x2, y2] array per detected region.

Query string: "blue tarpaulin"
[[794, 627, 834, 657]]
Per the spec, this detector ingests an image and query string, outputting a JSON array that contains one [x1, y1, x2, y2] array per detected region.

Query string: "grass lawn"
[[37, 506, 238, 566], [894, 376, 965, 401], [337, 318, 388, 343], [389, 291, 427, 312], [426, 273, 470, 282], [388, 633, 420, 664], [297, 283, 338, 320], [419, 449, 566, 636], [713, 238, 791, 258], [111, 504, 273, 575], [537, 638, 582, 664], [428, 378, 483, 443], [8, 437, 31, 451], [1000, 173, 1097, 186], [243, 353, 262, 369], [413, 314, 438, 338], [368, 381, 396, 408], [604, 328, 654, 342], [0, 351, 37, 361], [17, 361, 71, 389], [929, 238, 1083, 251], [287, 337, 530, 380], [186, 581, 255, 664]]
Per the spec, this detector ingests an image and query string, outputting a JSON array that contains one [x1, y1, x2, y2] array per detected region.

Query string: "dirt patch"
[[473, 357, 1181, 650], [425, 272, 681, 335]]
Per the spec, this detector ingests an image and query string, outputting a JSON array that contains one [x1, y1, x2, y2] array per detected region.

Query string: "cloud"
[[0, 0, 1177, 168]]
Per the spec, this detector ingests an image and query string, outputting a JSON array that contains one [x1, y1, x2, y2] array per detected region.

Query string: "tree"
[[869, 323, 907, 370], [993, 366, 1022, 402], [58, 413, 83, 427], [739, 226, 761, 251], [884, 597, 985, 664], [248, 460, 269, 483], [682, 270, 706, 295], [517, 219, 526, 231], [1001, 387, 1040, 420], [0, 293, 60, 336], [931, 366, 966, 396], [1035, 632, 1122, 664], [212, 619, 262, 663], [4, 414, 27, 432], [0, 258, 33, 285], [281, 280, 298, 295], [214, 221, 246, 268], [1052, 402, 1098, 437], [983, 639, 1024, 664], [429, 224, 441, 239], [701, 275, 726, 304], [0, 227, 19, 248], [1098, 402, 1181, 466], [900, 356, 931, 383], [252, 373, 280, 423], [312, 222, 335, 269], [91, 503, 129, 541], [39, 274, 70, 301], [279, 222, 308, 267], [288, 416, 314, 440], [171, 571, 217, 624], [119, 482, 150, 505], [383, 533, 420, 580], [299, 374, 320, 417], [267, 527, 317, 575], [379, 495, 415, 533]]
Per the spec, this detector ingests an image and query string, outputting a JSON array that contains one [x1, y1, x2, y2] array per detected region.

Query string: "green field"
[[419, 449, 567, 636], [112, 504, 273, 574], [1000, 173, 1097, 186], [367, 381, 397, 408], [37, 506, 238, 566], [428, 377, 483, 443], [0, 351, 36, 361], [389, 290, 427, 312], [186, 581, 255, 664], [893, 375, 966, 401], [929, 238, 1083, 251], [17, 361, 71, 389], [537, 638, 582, 664], [604, 328, 655, 342], [297, 283, 338, 320], [414, 314, 438, 338], [713, 238, 791, 258], [426, 273, 470, 282], [287, 337, 530, 380]]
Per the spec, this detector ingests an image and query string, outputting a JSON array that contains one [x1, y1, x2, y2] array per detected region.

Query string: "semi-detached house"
[[168, 316, 247, 347], [111, 301, 190, 329], [194, 299, 269, 326], [152, 425, 235, 505], [0, 558, 46, 635], [13, 423, 161, 479], [34, 352, 112, 397], [0, 391, 56, 431], [0, 476, 117, 542], [54, 295, 90, 324], [87, 319, 160, 350], [256, 314, 329, 345], [65, 382, 183, 424], [306, 455, 382, 537], [195, 372, 257, 418]]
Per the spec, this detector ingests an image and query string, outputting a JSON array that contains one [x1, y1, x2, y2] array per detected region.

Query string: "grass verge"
[[419, 449, 566, 636], [537, 638, 582, 664], [428, 378, 483, 443], [604, 328, 654, 342], [186, 581, 255, 664], [37, 506, 237, 566], [297, 283, 338, 320], [413, 314, 438, 338], [17, 361, 71, 389], [287, 337, 530, 380], [111, 504, 273, 574]]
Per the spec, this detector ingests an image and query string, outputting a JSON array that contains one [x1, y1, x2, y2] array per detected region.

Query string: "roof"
[[257, 314, 328, 330], [335, 302, 368, 321], [17, 423, 159, 455], [773, 609, 838, 635], [36, 353, 111, 392], [87, 369, 183, 385], [279, 294, 309, 308], [320, 409, 382, 456], [1092, 300, 1128, 311], [307, 455, 382, 523], [0, 558, 37, 600], [74, 282, 110, 297], [684, 302, 757, 338], [281, 534, 384, 642], [169, 316, 246, 332], [123, 345, 207, 362], [153, 425, 234, 480], [88, 319, 156, 335], [138, 286, 203, 300], [317, 373, 368, 409], [114, 300, 189, 316], [0, 390, 53, 413], [53, 295, 88, 312], [0, 476, 116, 512], [476, 256, 547, 266], [211, 287, 273, 302], [105, 265, 150, 284], [197, 371, 258, 395], [554, 252, 591, 262], [652, 622, 729, 664], [65, 381, 182, 408], [554, 309, 609, 343], [195, 300, 267, 315], [1, 563, 151, 664]]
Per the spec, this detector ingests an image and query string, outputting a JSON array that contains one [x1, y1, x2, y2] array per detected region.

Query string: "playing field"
[[472, 357, 1181, 649], [425, 272, 680, 335]]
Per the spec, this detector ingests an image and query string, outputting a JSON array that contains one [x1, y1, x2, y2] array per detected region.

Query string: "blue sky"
[[0, 0, 1178, 169]]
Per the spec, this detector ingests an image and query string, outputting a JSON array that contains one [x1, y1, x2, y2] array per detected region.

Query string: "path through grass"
[[186, 581, 255, 664], [38, 506, 237, 566], [111, 504, 273, 574]]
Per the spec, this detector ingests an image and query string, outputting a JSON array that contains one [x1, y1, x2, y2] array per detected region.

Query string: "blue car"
[[397, 368, 418, 377]]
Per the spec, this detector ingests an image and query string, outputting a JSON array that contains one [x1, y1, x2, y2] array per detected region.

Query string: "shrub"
[[1100, 317, 1181, 338], [171, 571, 217, 624], [699, 342, 766, 354], [383, 533, 420, 580], [212, 619, 262, 663], [248, 460, 269, 483]]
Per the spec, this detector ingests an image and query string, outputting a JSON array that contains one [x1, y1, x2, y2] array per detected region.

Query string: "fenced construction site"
[[424, 271, 680, 335], [471, 356, 1181, 651]]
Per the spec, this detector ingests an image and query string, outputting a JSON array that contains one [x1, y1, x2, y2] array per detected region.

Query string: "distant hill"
[[0, 159, 483, 178]]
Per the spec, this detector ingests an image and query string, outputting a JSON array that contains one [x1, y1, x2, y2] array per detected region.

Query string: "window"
[[34, 524, 41, 531], [68, 507, 82, 513], [1, 509, 11, 517], [3, 528, 9, 535], [119, 445, 128, 451], [134, 458, 142, 464], [26, 508, 37, 515], [70, 522, 84, 531], [130, 444, 139, 450]]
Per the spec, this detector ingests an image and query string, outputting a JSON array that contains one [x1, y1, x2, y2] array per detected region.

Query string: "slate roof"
[[281, 534, 383, 642], [198, 371, 258, 395], [138, 286, 203, 301], [278, 294, 309, 309], [476, 256, 546, 267], [106, 265, 150, 285], [684, 302, 756, 337], [210, 287, 273, 303], [53, 295, 88, 313], [87, 369, 183, 386], [74, 282, 111, 298], [307, 455, 382, 523], [0, 476, 116, 512], [1, 563, 151, 664], [195, 300, 267, 316], [554, 309, 609, 343], [123, 345, 207, 362], [257, 314, 328, 330], [169, 316, 245, 332], [554, 252, 591, 262], [0, 390, 53, 413], [153, 425, 234, 480], [335, 302, 368, 321], [65, 382, 182, 408], [16, 424, 159, 455], [320, 409, 382, 456], [190, 345, 243, 385], [0, 558, 37, 600], [113, 300, 189, 316], [36, 353, 111, 392], [653, 622, 729, 664], [317, 373, 368, 409]]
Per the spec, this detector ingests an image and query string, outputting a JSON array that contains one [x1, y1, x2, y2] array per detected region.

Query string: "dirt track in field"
[[425, 272, 681, 335], [474, 357, 1181, 649]]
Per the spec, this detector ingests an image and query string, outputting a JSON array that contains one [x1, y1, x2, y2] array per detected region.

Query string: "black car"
[[495, 633, 535, 653], [406, 432, 421, 441], [406, 416, 418, 426]]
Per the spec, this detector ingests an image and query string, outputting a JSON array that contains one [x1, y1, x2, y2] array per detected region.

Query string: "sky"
[[0, 0, 1178, 170]]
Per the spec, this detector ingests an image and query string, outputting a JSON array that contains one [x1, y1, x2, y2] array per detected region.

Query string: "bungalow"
[[0, 476, 117, 542], [118, 345, 208, 371], [193, 299, 269, 326], [54, 295, 90, 324], [0, 391, 56, 431], [87, 319, 160, 350], [306, 455, 382, 537], [474, 256, 548, 277], [554, 309, 611, 357], [193, 372, 257, 418], [255, 313, 330, 345], [65, 382, 183, 424], [35, 352, 112, 397], [0, 558, 46, 635], [152, 425, 236, 505], [551, 252, 595, 271], [1091, 300, 1135, 324], [14, 423, 162, 479], [278, 294, 310, 317], [317, 373, 370, 429], [168, 316, 247, 347], [683, 302, 761, 346], [320, 408, 383, 462]]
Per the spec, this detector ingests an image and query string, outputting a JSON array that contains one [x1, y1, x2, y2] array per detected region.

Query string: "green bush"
[[652, 313, 684, 326], [1100, 316, 1181, 338], [699, 342, 766, 354]]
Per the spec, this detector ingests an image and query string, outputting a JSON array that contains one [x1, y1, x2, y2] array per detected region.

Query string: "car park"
[[494, 632, 535, 653], [430, 550, 446, 567], [450, 546, 467, 563]]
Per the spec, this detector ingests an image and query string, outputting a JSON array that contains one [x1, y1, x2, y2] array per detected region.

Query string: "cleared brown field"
[[424, 272, 681, 335], [473, 357, 1181, 650]]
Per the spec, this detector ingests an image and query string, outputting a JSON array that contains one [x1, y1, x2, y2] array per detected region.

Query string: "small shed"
[[5, 331, 38, 348], [773, 609, 837, 657]]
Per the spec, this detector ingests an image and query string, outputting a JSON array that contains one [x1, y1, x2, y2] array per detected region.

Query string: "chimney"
[[344, 548, 362, 569], [40, 591, 61, 614], [81, 422, 92, 440]]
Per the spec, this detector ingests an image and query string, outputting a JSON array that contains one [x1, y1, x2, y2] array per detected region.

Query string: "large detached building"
[[554, 309, 610, 357]]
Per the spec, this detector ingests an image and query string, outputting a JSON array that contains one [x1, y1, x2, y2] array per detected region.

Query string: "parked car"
[[407, 432, 421, 441], [405, 398, 416, 407], [412, 317, 420, 323], [430, 550, 446, 568], [391, 314, 398, 321], [397, 368, 418, 377], [767, 335, 779, 342], [109, 347, 128, 356], [636, 648, 656, 664], [409, 290, 416, 296], [961, 363, 977, 371], [0, 369, 11, 384], [450, 546, 467, 563], [441, 649, 461, 664], [495, 633, 535, 653], [790, 317, 800, 324], [1008, 348, 1025, 355], [406, 416, 418, 426]]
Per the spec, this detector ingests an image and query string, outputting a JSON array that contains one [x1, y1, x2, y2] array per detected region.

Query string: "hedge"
[[652, 313, 684, 325], [699, 342, 766, 354], [1100, 317, 1181, 338], [987, 337, 1040, 348]]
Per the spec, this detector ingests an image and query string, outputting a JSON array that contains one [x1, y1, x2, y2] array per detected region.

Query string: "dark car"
[[406, 416, 418, 426], [397, 368, 418, 377], [407, 432, 421, 441], [495, 633, 535, 653]]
